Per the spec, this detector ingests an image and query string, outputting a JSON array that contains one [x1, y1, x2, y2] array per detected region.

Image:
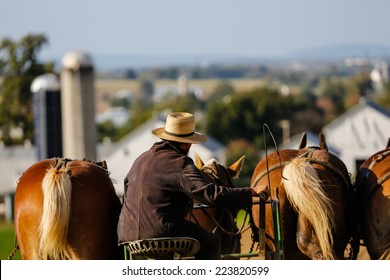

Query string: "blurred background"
[[1, 0, 389, 259]]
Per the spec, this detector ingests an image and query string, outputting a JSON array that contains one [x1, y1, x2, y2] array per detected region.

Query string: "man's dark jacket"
[[117, 141, 253, 242]]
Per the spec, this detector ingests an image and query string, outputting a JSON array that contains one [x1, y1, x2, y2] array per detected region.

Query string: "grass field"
[[0, 221, 21, 260]]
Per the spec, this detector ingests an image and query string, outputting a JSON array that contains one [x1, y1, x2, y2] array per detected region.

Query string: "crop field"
[[96, 78, 267, 94]]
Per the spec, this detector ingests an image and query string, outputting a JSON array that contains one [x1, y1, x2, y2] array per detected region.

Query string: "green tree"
[[156, 93, 203, 114], [319, 77, 346, 116], [226, 139, 260, 186], [0, 33, 52, 145], [377, 81, 390, 110], [206, 87, 293, 147], [115, 102, 154, 141], [97, 120, 118, 143], [207, 81, 235, 104]]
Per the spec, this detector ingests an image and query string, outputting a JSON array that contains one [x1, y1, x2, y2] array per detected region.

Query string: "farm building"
[[280, 98, 390, 178], [322, 98, 390, 177]]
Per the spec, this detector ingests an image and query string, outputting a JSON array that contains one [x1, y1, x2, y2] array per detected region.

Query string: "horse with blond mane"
[[13, 158, 122, 259], [250, 133, 355, 259]]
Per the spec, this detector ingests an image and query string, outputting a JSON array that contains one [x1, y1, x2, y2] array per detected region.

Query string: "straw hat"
[[152, 112, 207, 144]]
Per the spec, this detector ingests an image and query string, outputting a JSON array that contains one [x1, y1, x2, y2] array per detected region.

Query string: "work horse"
[[190, 153, 246, 258], [13, 158, 122, 260], [355, 139, 390, 260], [250, 133, 355, 259]]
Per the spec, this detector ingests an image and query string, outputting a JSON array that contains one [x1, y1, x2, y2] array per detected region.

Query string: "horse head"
[[192, 153, 246, 256], [194, 153, 245, 182]]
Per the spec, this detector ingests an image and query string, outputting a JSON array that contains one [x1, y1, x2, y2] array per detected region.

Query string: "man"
[[117, 112, 267, 259]]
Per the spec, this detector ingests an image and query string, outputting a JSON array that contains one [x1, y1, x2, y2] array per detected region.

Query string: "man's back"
[[117, 141, 191, 242]]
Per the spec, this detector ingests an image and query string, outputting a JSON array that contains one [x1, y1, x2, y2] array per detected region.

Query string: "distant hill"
[[286, 43, 390, 60], [44, 43, 390, 70]]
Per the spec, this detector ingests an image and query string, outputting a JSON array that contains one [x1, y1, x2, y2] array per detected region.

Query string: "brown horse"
[[250, 133, 354, 259], [355, 141, 390, 260], [189, 154, 246, 257], [13, 158, 122, 259]]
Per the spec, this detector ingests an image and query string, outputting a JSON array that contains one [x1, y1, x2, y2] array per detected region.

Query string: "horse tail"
[[379, 244, 390, 260], [38, 166, 72, 259], [282, 157, 335, 260]]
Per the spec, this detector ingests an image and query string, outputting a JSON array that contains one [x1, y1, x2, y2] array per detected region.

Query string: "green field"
[[0, 221, 21, 260]]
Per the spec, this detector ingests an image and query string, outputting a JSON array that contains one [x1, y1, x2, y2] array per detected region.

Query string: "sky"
[[1, 0, 390, 62]]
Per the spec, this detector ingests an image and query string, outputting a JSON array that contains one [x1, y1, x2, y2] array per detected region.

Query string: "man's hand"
[[251, 184, 270, 199]]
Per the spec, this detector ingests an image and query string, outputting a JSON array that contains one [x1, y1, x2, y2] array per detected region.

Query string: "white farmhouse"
[[322, 98, 390, 177]]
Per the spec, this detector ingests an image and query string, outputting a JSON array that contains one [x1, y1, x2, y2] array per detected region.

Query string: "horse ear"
[[298, 132, 307, 149], [319, 132, 328, 151], [228, 156, 245, 179], [194, 152, 204, 169]]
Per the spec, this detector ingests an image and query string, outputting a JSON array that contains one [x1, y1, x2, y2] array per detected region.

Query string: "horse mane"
[[38, 164, 73, 259], [282, 157, 336, 260], [379, 246, 390, 260]]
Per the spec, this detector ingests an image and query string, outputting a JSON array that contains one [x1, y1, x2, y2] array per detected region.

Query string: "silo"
[[31, 73, 62, 160], [60, 50, 97, 161]]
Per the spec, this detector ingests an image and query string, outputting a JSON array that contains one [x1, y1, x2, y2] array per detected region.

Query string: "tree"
[[0, 33, 53, 145], [156, 93, 203, 114], [207, 81, 235, 104], [206, 87, 293, 147], [377, 81, 390, 110], [226, 139, 260, 186]]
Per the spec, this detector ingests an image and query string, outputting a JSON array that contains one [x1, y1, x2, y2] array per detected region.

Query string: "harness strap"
[[378, 173, 390, 186], [53, 157, 110, 175], [368, 149, 390, 170], [368, 149, 390, 186], [308, 158, 352, 192], [250, 162, 287, 189], [362, 149, 390, 204]]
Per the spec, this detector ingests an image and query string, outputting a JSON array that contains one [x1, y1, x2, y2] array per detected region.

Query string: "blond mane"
[[282, 157, 336, 260]]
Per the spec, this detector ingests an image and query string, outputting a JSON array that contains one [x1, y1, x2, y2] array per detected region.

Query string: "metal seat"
[[120, 237, 200, 260]]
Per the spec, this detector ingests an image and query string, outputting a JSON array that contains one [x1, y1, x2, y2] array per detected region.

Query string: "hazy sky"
[[1, 0, 390, 60]]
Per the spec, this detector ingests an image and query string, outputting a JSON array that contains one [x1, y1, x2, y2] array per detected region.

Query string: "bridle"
[[190, 162, 249, 237]]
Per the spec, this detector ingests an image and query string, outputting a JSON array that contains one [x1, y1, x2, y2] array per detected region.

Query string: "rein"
[[248, 124, 284, 251], [193, 163, 247, 237], [190, 205, 249, 236], [7, 235, 19, 260]]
